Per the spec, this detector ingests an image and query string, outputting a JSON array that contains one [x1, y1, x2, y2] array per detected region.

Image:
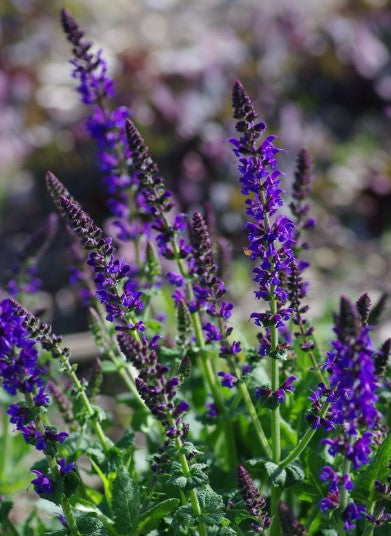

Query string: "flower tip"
[[60, 8, 76, 33]]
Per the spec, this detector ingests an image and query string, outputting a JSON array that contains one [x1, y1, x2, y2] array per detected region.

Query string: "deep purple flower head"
[[289, 148, 315, 248], [61, 9, 114, 105], [118, 331, 188, 438], [316, 296, 381, 529], [278, 502, 308, 536], [230, 80, 296, 354], [322, 297, 380, 451], [47, 175, 145, 330], [0, 298, 42, 396], [7, 213, 58, 297], [237, 465, 271, 532]]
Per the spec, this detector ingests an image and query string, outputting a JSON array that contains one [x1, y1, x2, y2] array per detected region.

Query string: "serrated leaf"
[[264, 461, 286, 487], [292, 482, 320, 502], [111, 466, 140, 534], [285, 460, 305, 486], [39, 478, 64, 506], [77, 514, 108, 536], [169, 476, 188, 488], [352, 435, 391, 506], [115, 430, 135, 451], [304, 448, 327, 501], [135, 498, 180, 534], [63, 471, 80, 498], [0, 499, 13, 522]]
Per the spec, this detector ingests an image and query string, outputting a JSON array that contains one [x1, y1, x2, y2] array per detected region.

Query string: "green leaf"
[[264, 462, 286, 487], [304, 448, 327, 501], [77, 514, 108, 536], [115, 430, 135, 451], [159, 346, 182, 360], [292, 482, 320, 502], [135, 498, 180, 534], [101, 361, 118, 374], [144, 320, 163, 334], [168, 475, 187, 488], [0, 499, 13, 522], [352, 434, 391, 506], [111, 466, 140, 534], [285, 460, 305, 486], [63, 471, 80, 498], [321, 529, 338, 536]]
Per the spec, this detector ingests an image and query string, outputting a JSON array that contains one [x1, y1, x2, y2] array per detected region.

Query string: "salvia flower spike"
[[0, 298, 80, 534], [2, 20, 390, 535]]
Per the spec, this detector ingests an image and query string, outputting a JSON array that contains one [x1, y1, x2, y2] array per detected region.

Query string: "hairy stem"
[[55, 345, 110, 454], [269, 290, 281, 536], [279, 402, 330, 468]]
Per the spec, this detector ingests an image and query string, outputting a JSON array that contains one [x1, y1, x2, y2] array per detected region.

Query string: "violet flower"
[[217, 371, 237, 389], [190, 211, 242, 370], [312, 297, 380, 528], [0, 298, 76, 498], [278, 502, 308, 536], [31, 470, 54, 495], [117, 332, 189, 439], [125, 119, 182, 257], [46, 173, 144, 331], [230, 80, 295, 357], [6, 213, 58, 297], [237, 464, 271, 532], [61, 9, 136, 227], [255, 375, 297, 405]]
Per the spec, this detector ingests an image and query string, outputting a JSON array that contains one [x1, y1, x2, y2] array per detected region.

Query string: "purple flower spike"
[[61, 9, 135, 226], [231, 80, 296, 357], [237, 465, 271, 531]]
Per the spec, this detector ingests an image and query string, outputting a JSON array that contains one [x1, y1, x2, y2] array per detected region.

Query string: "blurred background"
[[1, 0, 391, 339]]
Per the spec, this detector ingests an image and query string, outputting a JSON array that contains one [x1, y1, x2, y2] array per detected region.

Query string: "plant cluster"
[[0, 9, 390, 536]]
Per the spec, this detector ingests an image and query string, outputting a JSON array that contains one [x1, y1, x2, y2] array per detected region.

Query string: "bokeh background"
[[1, 0, 391, 340]]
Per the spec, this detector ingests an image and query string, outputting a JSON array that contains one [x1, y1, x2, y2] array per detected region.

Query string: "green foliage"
[[352, 434, 391, 507], [111, 466, 141, 534], [135, 498, 180, 534], [77, 515, 109, 536]]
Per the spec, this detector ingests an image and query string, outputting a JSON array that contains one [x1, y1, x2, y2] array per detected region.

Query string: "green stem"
[[269, 291, 281, 536], [172, 245, 238, 470], [175, 436, 208, 536], [57, 347, 110, 454], [229, 356, 272, 459], [279, 402, 330, 469], [338, 456, 352, 533], [0, 411, 10, 483], [90, 304, 147, 410]]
